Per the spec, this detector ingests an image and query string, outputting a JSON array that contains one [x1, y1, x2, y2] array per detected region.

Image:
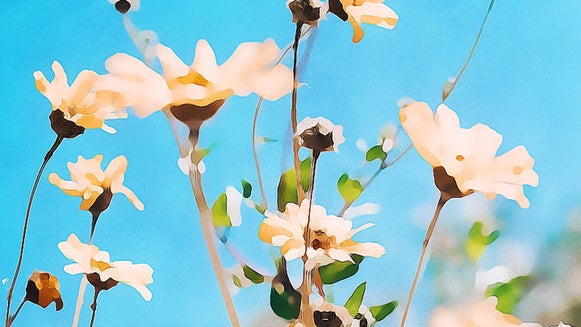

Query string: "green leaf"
[[485, 276, 530, 314], [365, 145, 387, 162], [276, 157, 311, 212], [337, 173, 363, 203], [344, 282, 366, 316], [241, 180, 252, 198], [243, 265, 265, 284], [318, 255, 364, 284], [270, 258, 301, 320], [370, 301, 398, 322], [465, 221, 500, 261], [211, 193, 231, 227], [232, 275, 242, 288]]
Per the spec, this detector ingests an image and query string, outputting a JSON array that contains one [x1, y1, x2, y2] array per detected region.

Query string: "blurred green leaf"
[[243, 265, 264, 284], [365, 145, 387, 162], [319, 255, 364, 284], [465, 221, 500, 261], [270, 258, 301, 320], [344, 282, 366, 316], [211, 193, 231, 227], [370, 301, 397, 322], [241, 180, 252, 198], [277, 157, 311, 212], [232, 275, 242, 288], [485, 276, 530, 314], [338, 173, 363, 203]]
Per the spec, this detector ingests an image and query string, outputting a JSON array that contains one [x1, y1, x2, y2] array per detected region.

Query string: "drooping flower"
[[108, 0, 140, 14], [259, 200, 385, 269], [296, 117, 345, 153], [287, 0, 325, 26], [25, 271, 63, 311], [399, 101, 538, 208], [329, 0, 398, 43], [429, 297, 541, 327], [48, 154, 144, 214], [33, 61, 127, 136], [58, 234, 154, 301], [97, 39, 293, 120]]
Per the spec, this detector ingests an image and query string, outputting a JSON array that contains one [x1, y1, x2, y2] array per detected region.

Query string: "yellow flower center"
[[456, 155, 465, 161], [90, 259, 112, 272]]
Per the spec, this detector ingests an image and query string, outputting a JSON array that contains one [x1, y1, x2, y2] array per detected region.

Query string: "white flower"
[[258, 200, 385, 270], [34, 61, 127, 134], [58, 234, 153, 301], [97, 39, 292, 118], [296, 116, 345, 152], [338, 0, 398, 43], [429, 297, 542, 327], [49, 154, 144, 212], [399, 101, 539, 208]]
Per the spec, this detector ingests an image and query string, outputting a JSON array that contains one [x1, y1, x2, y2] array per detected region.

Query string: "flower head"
[[259, 200, 384, 269], [25, 271, 63, 311], [58, 234, 153, 300], [48, 154, 144, 214], [329, 0, 398, 43], [34, 61, 127, 135], [97, 40, 293, 121], [287, 0, 324, 26], [109, 0, 140, 13], [296, 117, 345, 153], [399, 101, 538, 208], [429, 297, 541, 327]]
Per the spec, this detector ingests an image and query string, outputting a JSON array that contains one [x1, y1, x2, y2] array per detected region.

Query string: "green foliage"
[[365, 145, 387, 162], [243, 265, 264, 284], [318, 255, 364, 284], [337, 173, 363, 203], [270, 258, 301, 320], [211, 192, 231, 227], [241, 179, 252, 198], [344, 282, 366, 316], [276, 157, 311, 211], [369, 301, 397, 322], [465, 221, 500, 261], [485, 276, 530, 314], [232, 275, 242, 288]]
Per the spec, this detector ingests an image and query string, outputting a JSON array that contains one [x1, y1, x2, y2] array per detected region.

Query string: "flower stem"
[[291, 21, 305, 203], [7, 299, 25, 326], [400, 195, 449, 327], [88, 212, 101, 244], [299, 150, 320, 327], [442, 0, 495, 102], [251, 97, 269, 210], [89, 289, 101, 327], [337, 144, 413, 217], [187, 131, 241, 327], [5, 135, 63, 327], [71, 276, 88, 327]]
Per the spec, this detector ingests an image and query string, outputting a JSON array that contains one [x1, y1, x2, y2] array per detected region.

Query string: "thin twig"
[[400, 195, 449, 327], [5, 135, 63, 327], [291, 22, 305, 203], [7, 299, 25, 326], [71, 276, 88, 327], [89, 289, 100, 327], [442, 0, 496, 102]]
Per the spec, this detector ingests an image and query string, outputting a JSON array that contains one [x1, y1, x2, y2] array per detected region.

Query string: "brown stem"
[[5, 135, 63, 327], [400, 195, 449, 327], [251, 97, 268, 210], [89, 289, 100, 327], [298, 150, 319, 327], [187, 130, 241, 327], [291, 22, 305, 202]]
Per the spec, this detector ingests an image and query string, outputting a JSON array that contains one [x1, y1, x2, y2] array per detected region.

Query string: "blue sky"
[[1, 0, 580, 326]]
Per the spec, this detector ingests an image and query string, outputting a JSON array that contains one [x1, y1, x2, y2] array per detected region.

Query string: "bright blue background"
[[1, 0, 580, 326]]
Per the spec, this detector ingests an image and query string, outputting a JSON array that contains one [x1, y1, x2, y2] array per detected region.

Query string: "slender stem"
[[71, 276, 88, 327], [5, 135, 63, 327], [442, 0, 496, 102], [88, 212, 101, 244], [187, 131, 240, 327], [251, 97, 268, 210], [7, 299, 25, 326], [337, 144, 413, 217], [89, 289, 100, 327], [400, 195, 449, 327], [299, 151, 319, 327], [291, 22, 305, 202]]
